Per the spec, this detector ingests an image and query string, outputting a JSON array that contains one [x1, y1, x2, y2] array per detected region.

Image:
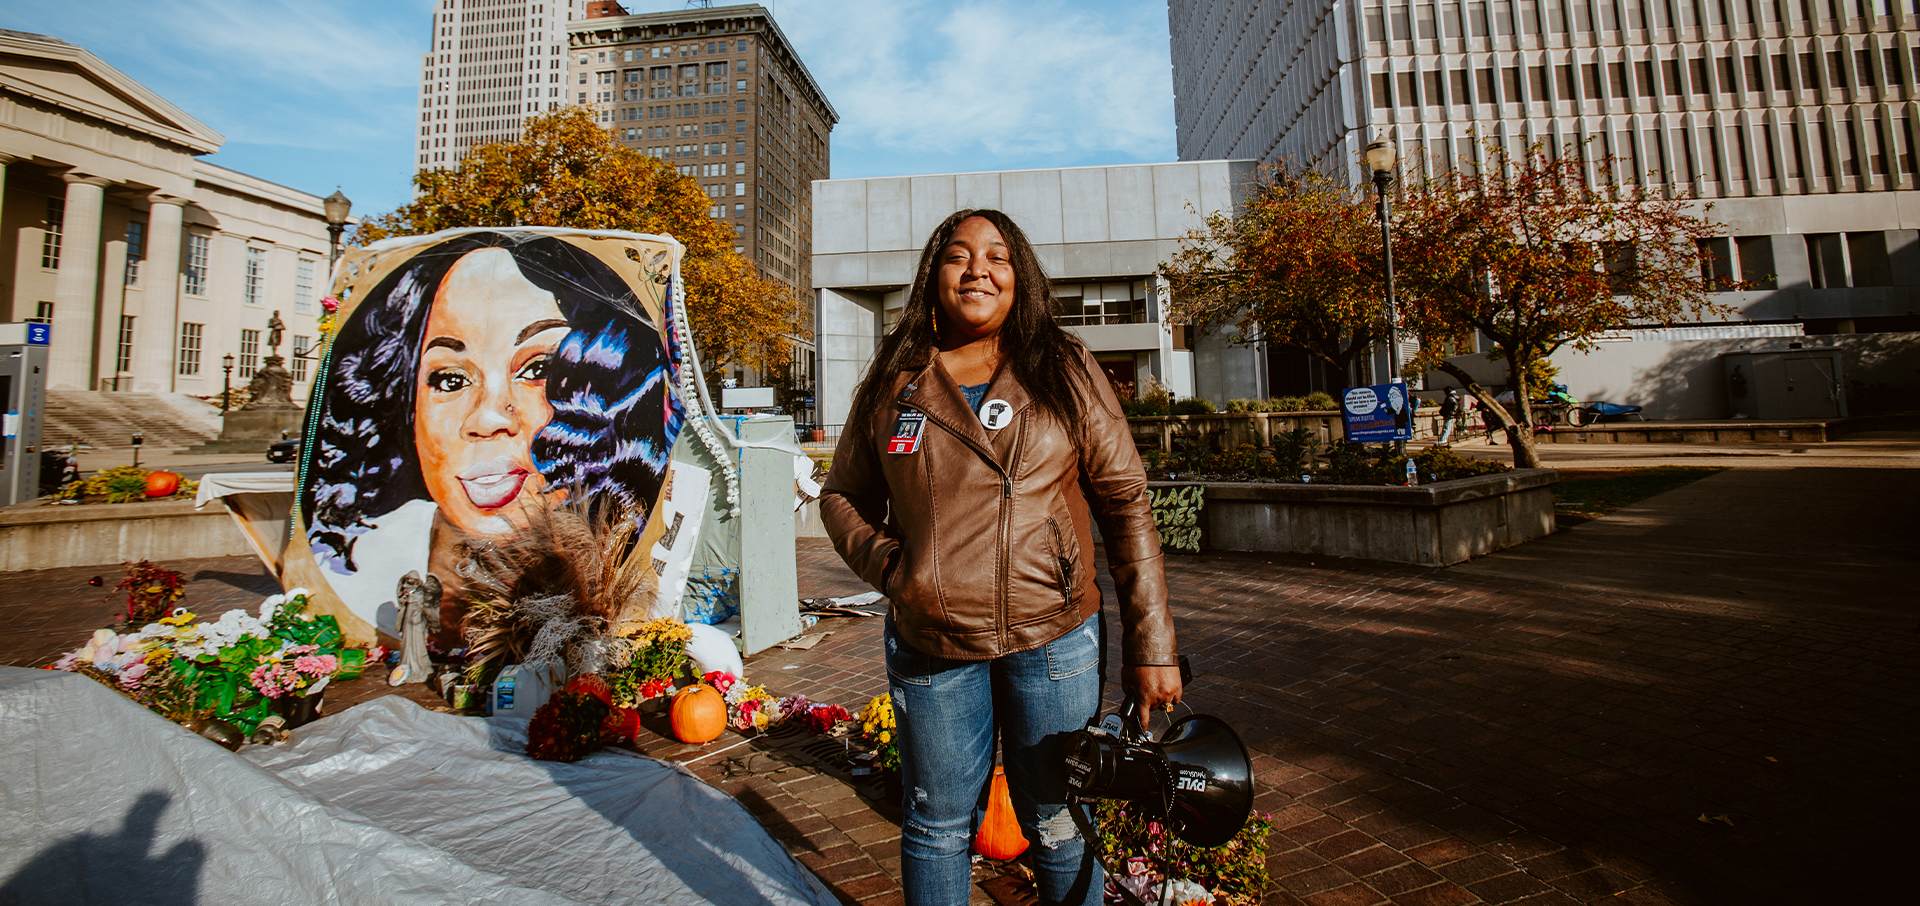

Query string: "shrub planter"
[[1152, 468, 1558, 566], [1129, 411, 1444, 454]]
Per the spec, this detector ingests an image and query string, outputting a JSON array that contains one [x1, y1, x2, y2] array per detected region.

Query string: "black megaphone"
[[1062, 700, 1254, 848]]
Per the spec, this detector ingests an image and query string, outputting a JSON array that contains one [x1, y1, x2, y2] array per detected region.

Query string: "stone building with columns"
[[1, 29, 333, 397]]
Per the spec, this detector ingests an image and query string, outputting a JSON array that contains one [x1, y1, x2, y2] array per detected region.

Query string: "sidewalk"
[[3, 436, 1913, 905]]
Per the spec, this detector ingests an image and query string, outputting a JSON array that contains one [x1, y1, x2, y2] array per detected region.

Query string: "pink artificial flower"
[[52, 652, 79, 671], [703, 671, 738, 694], [119, 663, 150, 687], [321, 295, 340, 312]]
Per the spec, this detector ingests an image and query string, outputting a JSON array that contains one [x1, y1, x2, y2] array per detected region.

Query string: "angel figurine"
[[389, 570, 442, 686]]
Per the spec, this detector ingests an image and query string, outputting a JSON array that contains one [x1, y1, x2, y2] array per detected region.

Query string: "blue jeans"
[[886, 612, 1106, 906]]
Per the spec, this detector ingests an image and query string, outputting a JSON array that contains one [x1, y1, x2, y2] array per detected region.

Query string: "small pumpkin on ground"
[[670, 682, 727, 743]]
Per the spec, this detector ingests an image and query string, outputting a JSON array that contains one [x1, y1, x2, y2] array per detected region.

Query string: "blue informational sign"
[[1341, 382, 1414, 443], [26, 323, 51, 346]]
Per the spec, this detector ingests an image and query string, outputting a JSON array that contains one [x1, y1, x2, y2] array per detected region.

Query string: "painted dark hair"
[[304, 231, 680, 572], [846, 209, 1089, 436]]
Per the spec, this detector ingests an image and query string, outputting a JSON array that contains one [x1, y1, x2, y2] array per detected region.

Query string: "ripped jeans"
[[886, 613, 1105, 906]]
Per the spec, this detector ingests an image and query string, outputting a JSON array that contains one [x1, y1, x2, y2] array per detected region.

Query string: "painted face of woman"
[[414, 248, 568, 535]]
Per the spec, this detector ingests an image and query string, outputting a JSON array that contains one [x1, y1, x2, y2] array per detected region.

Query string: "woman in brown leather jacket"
[[820, 209, 1181, 906]]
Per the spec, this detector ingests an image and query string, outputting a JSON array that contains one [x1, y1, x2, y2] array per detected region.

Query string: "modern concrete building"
[[1168, 0, 1920, 411], [1, 30, 333, 396], [416, 0, 588, 172], [810, 160, 1259, 429]]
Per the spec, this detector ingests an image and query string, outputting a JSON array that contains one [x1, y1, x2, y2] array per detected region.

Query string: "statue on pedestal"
[[243, 310, 300, 411]]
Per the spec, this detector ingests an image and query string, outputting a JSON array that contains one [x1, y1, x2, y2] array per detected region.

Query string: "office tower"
[[569, 3, 834, 297], [1169, 0, 1920, 407], [418, 0, 589, 172], [570, 2, 835, 408]]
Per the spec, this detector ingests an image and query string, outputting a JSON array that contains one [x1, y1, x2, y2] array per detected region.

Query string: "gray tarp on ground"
[[0, 667, 836, 906]]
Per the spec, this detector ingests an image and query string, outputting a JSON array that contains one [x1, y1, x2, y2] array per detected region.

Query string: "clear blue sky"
[[8, 0, 1179, 220]]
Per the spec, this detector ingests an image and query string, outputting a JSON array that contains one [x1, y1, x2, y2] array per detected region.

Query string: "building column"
[[0, 154, 16, 319], [138, 197, 186, 392], [49, 173, 112, 390]]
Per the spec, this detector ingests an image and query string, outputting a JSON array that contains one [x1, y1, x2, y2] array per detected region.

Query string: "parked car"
[[267, 435, 302, 463]]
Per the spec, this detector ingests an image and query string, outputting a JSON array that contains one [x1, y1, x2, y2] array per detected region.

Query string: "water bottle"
[[1404, 459, 1419, 486]]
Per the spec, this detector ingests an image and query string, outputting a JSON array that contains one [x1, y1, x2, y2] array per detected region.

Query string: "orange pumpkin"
[[973, 767, 1029, 861], [669, 683, 726, 743], [144, 471, 181, 497]]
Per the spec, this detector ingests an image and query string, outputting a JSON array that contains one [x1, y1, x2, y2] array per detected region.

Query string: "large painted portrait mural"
[[285, 228, 686, 646]]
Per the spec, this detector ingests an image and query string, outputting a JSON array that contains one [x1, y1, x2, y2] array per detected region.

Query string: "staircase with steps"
[[43, 391, 222, 452]]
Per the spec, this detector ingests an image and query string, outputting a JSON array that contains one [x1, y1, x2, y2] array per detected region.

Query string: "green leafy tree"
[[356, 108, 801, 377], [1161, 167, 1392, 393], [1395, 141, 1734, 467]]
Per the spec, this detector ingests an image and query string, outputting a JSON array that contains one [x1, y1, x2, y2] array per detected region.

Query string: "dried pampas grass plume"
[[456, 495, 658, 674]]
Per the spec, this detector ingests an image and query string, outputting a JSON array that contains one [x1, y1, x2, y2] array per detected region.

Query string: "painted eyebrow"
[[425, 336, 465, 352], [517, 319, 568, 345]]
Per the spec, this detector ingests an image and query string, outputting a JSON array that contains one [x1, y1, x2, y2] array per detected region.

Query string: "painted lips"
[[457, 456, 529, 510]]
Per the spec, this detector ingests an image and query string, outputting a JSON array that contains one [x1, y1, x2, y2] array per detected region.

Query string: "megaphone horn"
[[1157, 715, 1254, 848], [1062, 711, 1254, 848]]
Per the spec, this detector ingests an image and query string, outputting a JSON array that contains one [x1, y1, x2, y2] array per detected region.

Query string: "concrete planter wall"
[[1155, 468, 1558, 566], [0, 499, 251, 571], [1129, 411, 1442, 454]]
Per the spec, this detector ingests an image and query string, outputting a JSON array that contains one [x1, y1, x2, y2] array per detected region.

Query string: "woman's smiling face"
[[414, 248, 568, 535]]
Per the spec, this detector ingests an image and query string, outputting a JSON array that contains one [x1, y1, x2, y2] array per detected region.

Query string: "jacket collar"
[[897, 355, 1034, 465]]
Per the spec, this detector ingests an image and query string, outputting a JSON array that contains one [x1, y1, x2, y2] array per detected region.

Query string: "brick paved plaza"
[[3, 442, 1913, 906]]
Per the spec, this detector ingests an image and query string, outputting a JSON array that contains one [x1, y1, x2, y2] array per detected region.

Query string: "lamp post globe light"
[[1363, 136, 1406, 455], [322, 189, 352, 269], [221, 354, 236, 414]]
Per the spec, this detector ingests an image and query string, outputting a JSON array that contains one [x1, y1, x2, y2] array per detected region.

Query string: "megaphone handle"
[[1118, 697, 1149, 741]]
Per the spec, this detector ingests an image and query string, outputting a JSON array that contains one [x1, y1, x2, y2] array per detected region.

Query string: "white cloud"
[[777, 0, 1175, 165], [21, 0, 426, 152]]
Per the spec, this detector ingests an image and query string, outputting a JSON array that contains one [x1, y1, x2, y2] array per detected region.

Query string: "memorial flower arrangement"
[[858, 693, 899, 771], [606, 617, 691, 708], [1095, 801, 1274, 906], [49, 589, 348, 738]]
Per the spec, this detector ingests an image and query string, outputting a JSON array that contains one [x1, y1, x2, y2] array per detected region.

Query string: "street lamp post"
[[1363, 136, 1405, 456], [221, 354, 235, 413], [322, 190, 352, 269]]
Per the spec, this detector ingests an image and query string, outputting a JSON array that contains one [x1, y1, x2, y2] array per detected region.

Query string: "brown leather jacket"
[[820, 349, 1176, 666]]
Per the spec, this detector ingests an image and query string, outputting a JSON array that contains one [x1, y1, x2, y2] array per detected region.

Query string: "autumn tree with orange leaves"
[[1161, 167, 1388, 394], [356, 107, 802, 378], [1395, 142, 1732, 468]]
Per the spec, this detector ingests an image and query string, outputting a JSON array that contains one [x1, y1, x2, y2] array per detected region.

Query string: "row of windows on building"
[[1697, 229, 1902, 288], [589, 58, 746, 84], [173, 323, 313, 380], [1365, 0, 1920, 45], [590, 40, 749, 64], [585, 80, 749, 102], [36, 197, 318, 308], [1401, 110, 1919, 187], [1372, 47, 1920, 109], [631, 139, 746, 157]]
